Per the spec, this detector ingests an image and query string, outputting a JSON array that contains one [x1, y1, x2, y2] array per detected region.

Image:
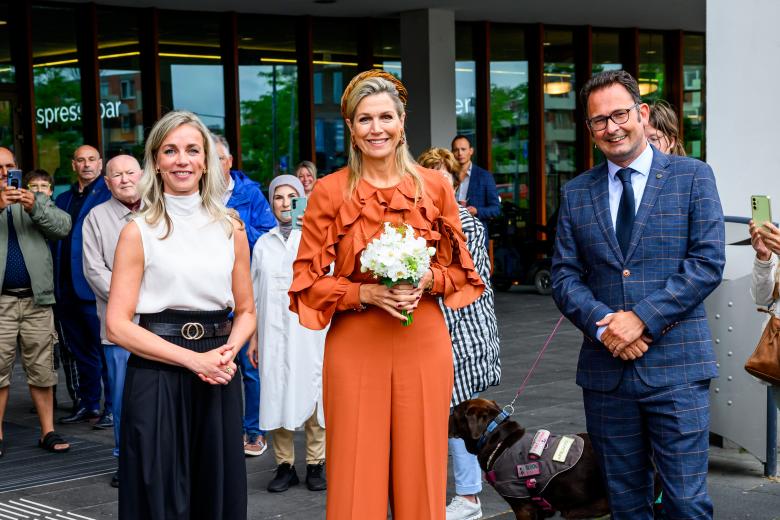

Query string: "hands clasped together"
[[596, 310, 651, 361], [0, 185, 35, 212], [359, 268, 433, 321], [188, 344, 238, 385]]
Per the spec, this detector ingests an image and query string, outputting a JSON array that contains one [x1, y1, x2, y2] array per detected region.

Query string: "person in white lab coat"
[[248, 174, 327, 494]]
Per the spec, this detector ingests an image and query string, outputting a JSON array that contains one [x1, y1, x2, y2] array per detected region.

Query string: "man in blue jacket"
[[551, 71, 724, 519], [54, 145, 112, 427], [451, 135, 501, 246], [214, 134, 275, 457]]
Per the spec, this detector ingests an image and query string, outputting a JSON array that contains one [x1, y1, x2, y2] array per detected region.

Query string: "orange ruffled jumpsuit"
[[289, 166, 484, 519]]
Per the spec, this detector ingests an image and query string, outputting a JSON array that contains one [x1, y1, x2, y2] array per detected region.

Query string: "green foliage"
[[240, 67, 299, 185], [33, 67, 82, 185]]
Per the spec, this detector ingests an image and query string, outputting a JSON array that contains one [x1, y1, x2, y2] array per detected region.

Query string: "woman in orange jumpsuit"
[[289, 70, 484, 519]]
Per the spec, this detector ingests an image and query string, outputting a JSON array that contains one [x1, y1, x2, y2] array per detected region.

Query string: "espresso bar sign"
[[36, 101, 123, 129]]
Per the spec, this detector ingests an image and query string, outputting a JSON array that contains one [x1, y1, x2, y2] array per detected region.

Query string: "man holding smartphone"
[[0, 146, 73, 457]]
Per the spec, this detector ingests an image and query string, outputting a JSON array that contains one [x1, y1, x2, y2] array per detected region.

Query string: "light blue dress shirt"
[[597, 142, 655, 341]]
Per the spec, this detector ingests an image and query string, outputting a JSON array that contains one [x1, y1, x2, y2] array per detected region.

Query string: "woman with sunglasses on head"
[[289, 70, 484, 519], [106, 110, 255, 519]]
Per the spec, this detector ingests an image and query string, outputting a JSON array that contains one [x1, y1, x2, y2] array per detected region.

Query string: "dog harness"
[[485, 430, 585, 511]]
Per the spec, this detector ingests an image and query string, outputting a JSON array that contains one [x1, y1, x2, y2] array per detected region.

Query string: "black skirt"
[[118, 309, 247, 520]]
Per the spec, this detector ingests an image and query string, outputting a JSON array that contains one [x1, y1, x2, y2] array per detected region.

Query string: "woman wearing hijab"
[[248, 175, 328, 494]]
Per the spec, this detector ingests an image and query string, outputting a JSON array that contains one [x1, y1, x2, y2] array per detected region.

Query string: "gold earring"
[[399, 133, 406, 145], [203, 169, 208, 175]]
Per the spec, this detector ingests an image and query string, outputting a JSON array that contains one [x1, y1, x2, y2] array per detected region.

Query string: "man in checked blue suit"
[[551, 70, 724, 519]]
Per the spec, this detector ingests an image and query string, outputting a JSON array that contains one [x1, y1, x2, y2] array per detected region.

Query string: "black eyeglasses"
[[586, 103, 640, 131]]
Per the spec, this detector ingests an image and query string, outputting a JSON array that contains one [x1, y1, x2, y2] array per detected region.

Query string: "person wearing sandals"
[[247, 175, 327, 493], [0, 146, 72, 457], [106, 111, 256, 519]]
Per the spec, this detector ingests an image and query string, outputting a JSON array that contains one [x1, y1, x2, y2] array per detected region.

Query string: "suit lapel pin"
[[656, 173, 663, 179]]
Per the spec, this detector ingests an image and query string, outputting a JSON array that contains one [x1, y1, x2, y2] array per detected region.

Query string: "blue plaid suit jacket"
[[551, 148, 725, 392]]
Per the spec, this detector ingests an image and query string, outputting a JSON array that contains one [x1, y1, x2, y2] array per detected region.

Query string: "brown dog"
[[449, 398, 610, 520]]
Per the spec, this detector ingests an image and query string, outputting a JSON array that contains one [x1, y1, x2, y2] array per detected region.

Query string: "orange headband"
[[340, 69, 408, 120]]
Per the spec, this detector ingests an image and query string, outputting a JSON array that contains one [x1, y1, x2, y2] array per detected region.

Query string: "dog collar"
[[476, 410, 510, 451]]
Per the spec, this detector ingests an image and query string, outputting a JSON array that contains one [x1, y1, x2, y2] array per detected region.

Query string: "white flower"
[[360, 222, 436, 285]]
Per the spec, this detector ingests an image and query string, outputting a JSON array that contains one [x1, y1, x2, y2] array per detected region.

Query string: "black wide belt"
[[143, 320, 232, 340], [2, 288, 34, 298]]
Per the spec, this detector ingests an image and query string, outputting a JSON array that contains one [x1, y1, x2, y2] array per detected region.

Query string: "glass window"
[[543, 29, 576, 221], [159, 12, 224, 134], [32, 5, 82, 190], [591, 30, 622, 166], [98, 7, 144, 160], [592, 30, 621, 75], [639, 32, 665, 103], [489, 23, 529, 218], [373, 19, 401, 79], [313, 18, 358, 174], [238, 15, 298, 184], [455, 23, 477, 158], [683, 34, 705, 159], [0, 3, 13, 83]]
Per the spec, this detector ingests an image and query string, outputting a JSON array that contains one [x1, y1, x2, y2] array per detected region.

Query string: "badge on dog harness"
[[516, 462, 541, 478], [552, 436, 575, 463], [528, 429, 550, 459]]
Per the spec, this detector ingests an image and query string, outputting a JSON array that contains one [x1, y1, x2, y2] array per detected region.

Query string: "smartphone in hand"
[[6, 169, 22, 189], [751, 195, 772, 228], [291, 197, 307, 230]]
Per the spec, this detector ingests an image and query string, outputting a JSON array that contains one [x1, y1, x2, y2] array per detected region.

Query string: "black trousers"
[[118, 310, 247, 520]]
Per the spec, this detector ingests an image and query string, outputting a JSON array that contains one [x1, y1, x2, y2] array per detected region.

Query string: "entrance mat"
[[0, 422, 115, 492]]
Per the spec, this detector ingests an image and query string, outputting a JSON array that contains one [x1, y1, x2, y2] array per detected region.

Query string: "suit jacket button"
[[623, 269, 631, 278]]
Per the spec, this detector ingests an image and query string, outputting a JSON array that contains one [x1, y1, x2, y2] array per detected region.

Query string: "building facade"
[[2, 2, 704, 233]]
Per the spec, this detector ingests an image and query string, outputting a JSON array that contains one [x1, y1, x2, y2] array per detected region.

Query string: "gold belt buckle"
[[181, 322, 206, 340]]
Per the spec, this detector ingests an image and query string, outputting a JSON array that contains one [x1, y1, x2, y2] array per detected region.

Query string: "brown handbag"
[[745, 282, 780, 385]]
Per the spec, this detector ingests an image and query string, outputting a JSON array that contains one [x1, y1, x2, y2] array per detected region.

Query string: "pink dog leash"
[[503, 315, 566, 416]]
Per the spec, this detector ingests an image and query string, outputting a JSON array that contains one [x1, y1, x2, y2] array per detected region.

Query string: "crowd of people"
[[0, 66, 751, 520]]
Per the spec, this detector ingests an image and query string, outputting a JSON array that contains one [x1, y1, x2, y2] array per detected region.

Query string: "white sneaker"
[[446, 495, 482, 520]]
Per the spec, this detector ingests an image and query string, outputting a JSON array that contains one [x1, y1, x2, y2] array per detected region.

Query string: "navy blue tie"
[[615, 168, 635, 257]]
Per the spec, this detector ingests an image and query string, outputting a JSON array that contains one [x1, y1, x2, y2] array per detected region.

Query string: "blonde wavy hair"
[[138, 110, 234, 239], [342, 72, 423, 200], [417, 147, 460, 189]]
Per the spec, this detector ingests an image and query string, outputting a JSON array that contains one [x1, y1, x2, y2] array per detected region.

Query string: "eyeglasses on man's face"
[[586, 103, 640, 131]]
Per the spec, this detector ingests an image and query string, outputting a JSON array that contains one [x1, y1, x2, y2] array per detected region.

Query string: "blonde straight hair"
[[343, 76, 423, 200], [138, 110, 233, 238]]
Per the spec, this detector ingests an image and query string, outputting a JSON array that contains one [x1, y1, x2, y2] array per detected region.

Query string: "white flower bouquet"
[[360, 222, 436, 326]]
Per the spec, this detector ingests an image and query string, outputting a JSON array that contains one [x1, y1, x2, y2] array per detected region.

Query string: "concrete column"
[[706, 0, 780, 217], [400, 9, 456, 157]]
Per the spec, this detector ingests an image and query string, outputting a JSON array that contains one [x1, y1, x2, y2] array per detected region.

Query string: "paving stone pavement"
[[1, 288, 778, 519]]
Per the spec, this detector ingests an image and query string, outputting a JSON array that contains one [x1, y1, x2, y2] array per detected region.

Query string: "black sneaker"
[[305, 462, 326, 491], [110, 471, 119, 488], [267, 463, 299, 493], [58, 407, 100, 425], [93, 411, 114, 430]]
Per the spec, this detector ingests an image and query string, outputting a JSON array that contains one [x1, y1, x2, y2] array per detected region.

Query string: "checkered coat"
[[551, 148, 725, 391], [441, 207, 501, 406]]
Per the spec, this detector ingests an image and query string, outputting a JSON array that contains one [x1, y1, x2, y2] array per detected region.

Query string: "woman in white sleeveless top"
[[106, 111, 256, 519]]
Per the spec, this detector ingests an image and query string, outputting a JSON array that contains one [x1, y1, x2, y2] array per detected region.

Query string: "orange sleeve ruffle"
[[288, 167, 485, 329], [288, 171, 364, 330], [420, 169, 485, 309]]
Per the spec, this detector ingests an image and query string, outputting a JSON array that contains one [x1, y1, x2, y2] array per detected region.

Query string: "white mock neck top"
[[134, 192, 235, 313]]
